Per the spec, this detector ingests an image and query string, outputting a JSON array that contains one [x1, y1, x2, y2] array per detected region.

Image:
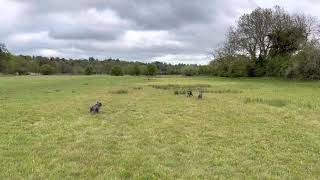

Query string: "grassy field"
[[0, 75, 319, 179]]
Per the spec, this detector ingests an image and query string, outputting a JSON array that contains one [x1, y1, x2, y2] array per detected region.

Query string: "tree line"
[[0, 45, 203, 76]]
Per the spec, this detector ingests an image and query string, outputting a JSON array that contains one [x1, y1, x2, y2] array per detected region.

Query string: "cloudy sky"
[[0, 0, 319, 64]]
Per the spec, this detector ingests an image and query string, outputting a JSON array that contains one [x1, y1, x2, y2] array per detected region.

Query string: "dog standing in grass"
[[198, 91, 203, 99], [90, 101, 102, 113], [187, 90, 193, 97]]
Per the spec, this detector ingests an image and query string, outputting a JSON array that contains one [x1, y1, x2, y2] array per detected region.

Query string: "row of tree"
[[211, 6, 320, 79], [0, 45, 203, 76]]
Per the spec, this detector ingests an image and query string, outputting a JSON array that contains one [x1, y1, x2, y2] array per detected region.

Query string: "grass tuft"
[[205, 89, 243, 94], [244, 97, 287, 107], [174, 89, 186, 95], [111, 89, 129, 94], [132, 86, 143, 90], [151, 84, 211, 90]]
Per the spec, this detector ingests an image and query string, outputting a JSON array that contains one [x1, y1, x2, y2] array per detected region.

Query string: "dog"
[[90, 101, 102, 113], [187, 90, 193, 97], [198, 91, 203, 99]]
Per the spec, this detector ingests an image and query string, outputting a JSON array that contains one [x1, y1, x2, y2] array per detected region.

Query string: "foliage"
[[40, 64, 55, 75], [265, 55, 290, 77], [268, 27, 305, 57], [211, 55, 252, 77], [285, 42, 320, 79], [198, 65, 211, 75], [72, 65, 85, 74], [85, 66, 95, 75], [111, 66, 123, 76], [128, 64, 141, 76], [181, 66, 198, 76], [146, 64, 157, 76]]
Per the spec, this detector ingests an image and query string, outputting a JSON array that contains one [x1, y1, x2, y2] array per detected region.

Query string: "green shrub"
[[132, 64, 141, 76], [266, 55, 290, 77], [211, 55, 252, 77], [111, 66, 123, 76], [16, 67, 29, 75], [181, 66, 198, 76], [145, 64, 157, 76], [40, 64, 55, 75], [229, 58, 252, 77], [198, 65, 211, 75], [85, 66, 95, 75], [288, 43, 320, 80], [72, 66, 85, 75]]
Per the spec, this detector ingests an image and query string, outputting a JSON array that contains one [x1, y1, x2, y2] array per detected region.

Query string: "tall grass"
[[244, 97, 287, 107]]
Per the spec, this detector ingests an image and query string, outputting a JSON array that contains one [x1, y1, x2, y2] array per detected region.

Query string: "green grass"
[[0, 75, 319, 179]]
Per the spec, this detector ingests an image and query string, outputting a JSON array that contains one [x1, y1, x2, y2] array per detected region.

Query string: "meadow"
[[0, 75, 319, 179]]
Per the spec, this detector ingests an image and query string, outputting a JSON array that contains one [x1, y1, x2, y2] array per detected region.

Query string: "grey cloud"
[[14, 0, 216, 29], [49, 29, 117, 41]]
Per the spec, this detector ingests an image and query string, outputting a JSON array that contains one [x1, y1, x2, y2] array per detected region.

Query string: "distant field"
[[0, 75, 319, 179]]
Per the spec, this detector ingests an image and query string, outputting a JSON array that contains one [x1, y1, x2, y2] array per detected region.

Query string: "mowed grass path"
[[0, 76, 319, 179]]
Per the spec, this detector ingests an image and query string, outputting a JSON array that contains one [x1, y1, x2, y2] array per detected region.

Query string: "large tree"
[[227, 7, 273, 60], [222, 6, 315, 61]]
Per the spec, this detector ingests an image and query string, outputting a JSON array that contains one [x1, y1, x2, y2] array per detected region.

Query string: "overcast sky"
[[0, 0, 319, 64]]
